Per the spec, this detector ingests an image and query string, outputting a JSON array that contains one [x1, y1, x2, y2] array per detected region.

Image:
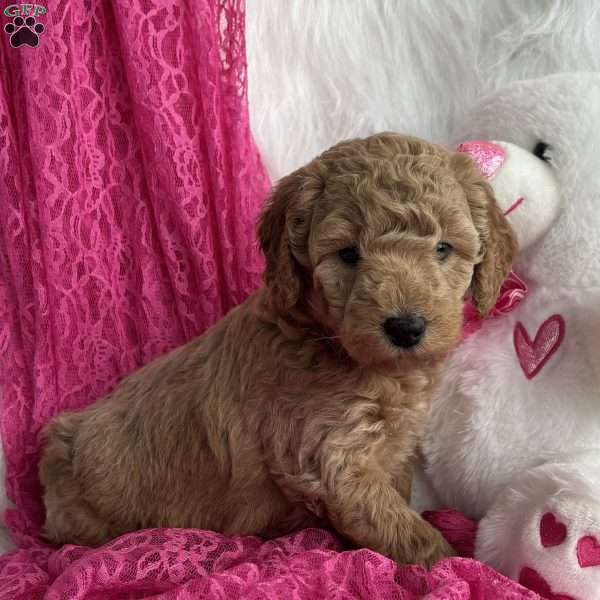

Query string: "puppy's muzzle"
[[382, 315, 426, 348]]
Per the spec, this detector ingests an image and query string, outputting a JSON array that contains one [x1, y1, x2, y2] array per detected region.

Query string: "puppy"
[[39, 133, 516, 566]]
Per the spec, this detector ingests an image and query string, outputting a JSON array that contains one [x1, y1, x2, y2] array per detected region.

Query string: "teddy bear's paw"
[[514, 502, 600, 600], [475, 462, 600, 600]]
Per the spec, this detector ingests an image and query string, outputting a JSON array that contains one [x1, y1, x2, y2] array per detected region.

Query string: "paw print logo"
[[4, 15, 45, 48]]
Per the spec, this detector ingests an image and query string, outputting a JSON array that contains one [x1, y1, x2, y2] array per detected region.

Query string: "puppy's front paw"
[[419, 530, 456, 569], [397, 519, 455, 568]]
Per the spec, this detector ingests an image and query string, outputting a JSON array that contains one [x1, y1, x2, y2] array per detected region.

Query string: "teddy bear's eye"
[[533, 142, 550, 163]]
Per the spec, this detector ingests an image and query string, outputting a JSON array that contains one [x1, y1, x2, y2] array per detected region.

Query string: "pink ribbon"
[[462, 271, 528, 340]]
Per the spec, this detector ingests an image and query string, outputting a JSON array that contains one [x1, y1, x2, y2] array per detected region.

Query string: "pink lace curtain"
[[0, 0, 270, 545]]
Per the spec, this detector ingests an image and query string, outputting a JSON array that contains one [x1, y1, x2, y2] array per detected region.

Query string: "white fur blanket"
[[247, 0, 600, 179]]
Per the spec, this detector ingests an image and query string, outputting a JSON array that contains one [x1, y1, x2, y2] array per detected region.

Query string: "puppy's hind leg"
[[39, 413, 112, 547]]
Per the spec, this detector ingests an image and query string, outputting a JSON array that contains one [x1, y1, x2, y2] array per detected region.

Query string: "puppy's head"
[[258, 133, 517, 366]]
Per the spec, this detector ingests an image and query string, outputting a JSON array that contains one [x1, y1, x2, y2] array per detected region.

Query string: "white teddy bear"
[[419, 72, 600, 599]]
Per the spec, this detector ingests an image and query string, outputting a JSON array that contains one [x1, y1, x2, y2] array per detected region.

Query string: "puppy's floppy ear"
[[257, 163, 324, 313], [451, 153, 518, 317]]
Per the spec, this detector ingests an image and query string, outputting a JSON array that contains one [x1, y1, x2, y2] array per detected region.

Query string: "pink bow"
[[462, 271, 528, 340]]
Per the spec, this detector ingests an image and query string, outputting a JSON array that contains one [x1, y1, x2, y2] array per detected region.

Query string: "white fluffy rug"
[[247, 0, 600, 180]]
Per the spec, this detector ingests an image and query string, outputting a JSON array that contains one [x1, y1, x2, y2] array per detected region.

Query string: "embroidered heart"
[[514, 315, 566, 380], [540, 512, 567, 547], [518, 567, 575, 600], [577, 535, 600, 568]]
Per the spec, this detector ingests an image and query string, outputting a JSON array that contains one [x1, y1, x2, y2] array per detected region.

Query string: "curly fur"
[[39, 133, 515, 566]]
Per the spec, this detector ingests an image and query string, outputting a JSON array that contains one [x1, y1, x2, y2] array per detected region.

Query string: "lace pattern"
[[0, 527, 538, 599], [0, 0, 269, 542]]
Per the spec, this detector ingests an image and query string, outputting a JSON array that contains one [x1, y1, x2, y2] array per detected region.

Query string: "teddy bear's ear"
[[451, 153, 519, 316]]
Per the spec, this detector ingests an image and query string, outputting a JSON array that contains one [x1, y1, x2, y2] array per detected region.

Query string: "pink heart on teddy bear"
[[540, 512, 567, 547], [514, 315, 565, 380], [577, 535, 600, 568], [519, 567, 575, 600]]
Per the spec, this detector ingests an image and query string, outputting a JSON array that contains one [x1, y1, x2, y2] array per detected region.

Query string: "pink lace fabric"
[[0, 1, 541, 597], [0, 527, 540, 600], [0, 0, 269, 542]]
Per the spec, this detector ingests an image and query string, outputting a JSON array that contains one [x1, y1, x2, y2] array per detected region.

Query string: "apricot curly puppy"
[[40, 133, 516, 566]]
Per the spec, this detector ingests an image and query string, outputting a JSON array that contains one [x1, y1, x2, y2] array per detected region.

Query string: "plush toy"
[[419, 72, 600, 599]]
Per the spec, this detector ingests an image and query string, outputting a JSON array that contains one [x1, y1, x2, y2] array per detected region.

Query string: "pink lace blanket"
[[0, 525, 540, 599], [0, 0, 269, 542]]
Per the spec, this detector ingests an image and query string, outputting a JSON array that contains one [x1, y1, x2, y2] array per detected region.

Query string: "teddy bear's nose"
[[457, 140, 506, 179]]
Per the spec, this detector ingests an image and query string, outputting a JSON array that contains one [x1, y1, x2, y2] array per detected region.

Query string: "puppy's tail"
[[39, 412, 111, 546]]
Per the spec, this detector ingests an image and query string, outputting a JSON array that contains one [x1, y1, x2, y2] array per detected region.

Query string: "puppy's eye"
[[533, 141, 550, 163], [436, 242, 453, 260], [338, 246, 360, 265]]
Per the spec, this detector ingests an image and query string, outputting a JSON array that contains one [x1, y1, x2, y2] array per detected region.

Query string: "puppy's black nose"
[[383, 315, 426, 348]]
